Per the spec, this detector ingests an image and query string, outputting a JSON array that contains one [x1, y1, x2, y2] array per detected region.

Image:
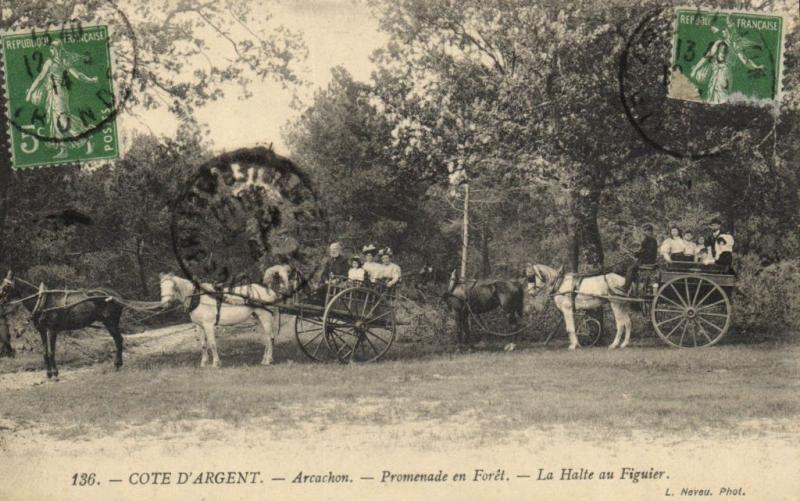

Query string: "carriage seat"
[[663, 261, 731, 275]]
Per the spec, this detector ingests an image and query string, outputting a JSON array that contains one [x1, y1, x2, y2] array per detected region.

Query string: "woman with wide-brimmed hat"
[[373, 247, 401, 288], [361, 244, 382, 282]]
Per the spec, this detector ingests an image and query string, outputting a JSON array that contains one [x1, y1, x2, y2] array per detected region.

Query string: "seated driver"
[[319, 241, 349, 285]]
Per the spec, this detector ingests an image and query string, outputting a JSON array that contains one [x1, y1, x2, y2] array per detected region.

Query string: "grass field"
[[0, 321, 797, 445]]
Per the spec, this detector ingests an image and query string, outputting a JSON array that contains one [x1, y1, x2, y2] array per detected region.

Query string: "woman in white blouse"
[[361, 244, 382, 282], [347, 255, 366, 282], [659, 226, 687, 263], [682, 230, 699, 262], [373, 248, 402, 288]]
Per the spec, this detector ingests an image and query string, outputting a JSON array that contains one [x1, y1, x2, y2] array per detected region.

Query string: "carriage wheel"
[[322, 287, 396, 363], [576, 315, 603, 347], [467, 308, 529, 338], [294, 312, 335, 362], [651, 276, 731, 348]]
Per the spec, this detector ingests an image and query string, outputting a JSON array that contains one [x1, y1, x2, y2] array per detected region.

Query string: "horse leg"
[[608, 303, 626, 349], [196, 324, 209, 367], [455, 309, 468, 347], [254, 309, 274, 366], [560, 305, 580, 350], [103, 320, 124, 370], [47, 330, 59, 380], [37, 328, 51, 378], [203, 322, 221, 368], [618, 304, 633, 349], [461, 309, 473, 346]]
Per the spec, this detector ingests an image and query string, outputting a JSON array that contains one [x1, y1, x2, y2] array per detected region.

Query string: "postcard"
[[1, 1, 797, 500]]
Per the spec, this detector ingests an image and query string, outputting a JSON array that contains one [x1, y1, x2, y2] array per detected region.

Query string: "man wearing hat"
[[704, 218, 735, 269], [319, 241, 349, 283], [361, 244, 382, 282], [622, 223, 658, 294]]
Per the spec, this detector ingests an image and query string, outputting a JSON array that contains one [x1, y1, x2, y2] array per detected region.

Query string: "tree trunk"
[[568, 170, 607, 343], [460, 183, 469, 280], [135, 237, 149, 298], [480, 220, 490, 278], [568, 175, 605, 272]]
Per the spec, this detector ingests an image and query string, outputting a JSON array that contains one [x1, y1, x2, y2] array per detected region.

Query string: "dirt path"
[[0, 323, 198, 391]]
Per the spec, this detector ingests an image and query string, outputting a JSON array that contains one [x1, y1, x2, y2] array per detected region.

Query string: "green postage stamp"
[[668, 8, 787, 105], [1, 25, 119, 169]]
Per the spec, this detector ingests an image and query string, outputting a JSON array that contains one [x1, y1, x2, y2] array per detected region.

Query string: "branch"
[[195, 8, 242, 58], [446, 20, 505, 75]]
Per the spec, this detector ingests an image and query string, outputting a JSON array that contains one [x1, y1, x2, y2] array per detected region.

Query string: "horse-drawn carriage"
[[639, 261, 734, 348], [526, 260, 735, 349], [282, 277, 399, 363]]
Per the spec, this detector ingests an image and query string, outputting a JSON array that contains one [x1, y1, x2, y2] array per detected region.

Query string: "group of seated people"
[[319, 242, 402, 288], [635, 218, 734, 267], [623, 218, 735, 292]]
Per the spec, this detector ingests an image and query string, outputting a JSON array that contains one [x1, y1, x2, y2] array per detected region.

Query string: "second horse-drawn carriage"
[[525, 260, 735, 350], [283, 277, 400, 363]]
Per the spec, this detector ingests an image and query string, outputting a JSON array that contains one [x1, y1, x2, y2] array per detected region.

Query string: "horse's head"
[[525, 263, 548, 297], [159, 272, 182, 306], [263, 264, 292, 296], [0, 270, 15, 303]]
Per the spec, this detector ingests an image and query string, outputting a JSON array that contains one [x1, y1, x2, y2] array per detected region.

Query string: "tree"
[[369, 0, 798, 271], [0, 0, 307, 262], [284, 67, 455, 267]]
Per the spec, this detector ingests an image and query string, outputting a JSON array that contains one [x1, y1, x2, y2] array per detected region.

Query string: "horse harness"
[[184, 286, 224, 326]]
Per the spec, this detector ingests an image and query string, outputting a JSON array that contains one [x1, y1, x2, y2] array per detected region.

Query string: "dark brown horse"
[[0, 313, 13, 358], [0, 271, 125, 379], [443, 270, 526, 345]]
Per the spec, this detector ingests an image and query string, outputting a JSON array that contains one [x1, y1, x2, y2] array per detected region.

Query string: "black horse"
[[0, 314, 13, 358], [0, 271, 125, 379], [443, 270, 525, 345]]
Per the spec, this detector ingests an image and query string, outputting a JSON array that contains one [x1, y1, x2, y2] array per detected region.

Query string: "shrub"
[[734, 254, 800, 340]]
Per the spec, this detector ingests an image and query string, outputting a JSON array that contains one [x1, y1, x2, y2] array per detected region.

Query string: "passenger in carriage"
[[660, 225, 691, 263], [320, 241, 349, 283], [697, 247, 716, 265], [682, 230, 700, 262], [361, 244, 382, 281], [347, 255, 366, 283], [714, 233, 735, 269], [622, 223, 658, 294], [373, 247, 402, 288], [704, 218, 735, 269]]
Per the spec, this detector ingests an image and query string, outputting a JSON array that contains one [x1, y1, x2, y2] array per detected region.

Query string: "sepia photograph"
[[0, 0, 798, 499]]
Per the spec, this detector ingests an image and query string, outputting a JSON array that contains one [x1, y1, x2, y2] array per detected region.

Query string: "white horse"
[[159, 265, 291, 367], [526, 264, 633, 350]]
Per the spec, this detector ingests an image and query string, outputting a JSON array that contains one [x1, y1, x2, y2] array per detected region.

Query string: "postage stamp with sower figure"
[[669, 8, 787, 105], [1, 24, 119, 169]]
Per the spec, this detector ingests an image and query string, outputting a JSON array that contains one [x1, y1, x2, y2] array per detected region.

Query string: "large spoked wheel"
[[651, 276, 732, 348], [294, 311, 335, 362], [323, 287, 396, 363]]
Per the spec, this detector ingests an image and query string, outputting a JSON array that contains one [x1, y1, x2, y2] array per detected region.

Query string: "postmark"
[[0, 1, 137, 170], [170, 146, 328, 303], [619, 8, 782, 159], [668, 8, 786, 105]]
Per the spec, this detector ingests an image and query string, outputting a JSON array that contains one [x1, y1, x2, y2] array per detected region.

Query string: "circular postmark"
[[619, 8, 777, 159], [171, 146, 328, 303], [3, 0, 137, 146]]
